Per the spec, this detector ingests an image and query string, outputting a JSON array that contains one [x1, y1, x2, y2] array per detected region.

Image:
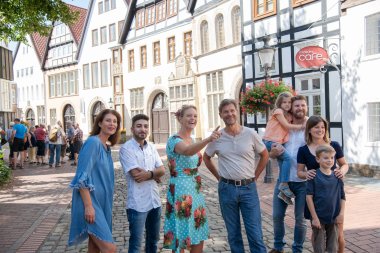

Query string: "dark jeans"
[[272, 180, 307, 253], [127, 207, 161, 253]]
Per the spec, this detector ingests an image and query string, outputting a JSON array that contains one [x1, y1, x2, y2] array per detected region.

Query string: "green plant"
[[240, 79, 295, 114], [119, 129, 127, 144], [0, 160, 12, 186]]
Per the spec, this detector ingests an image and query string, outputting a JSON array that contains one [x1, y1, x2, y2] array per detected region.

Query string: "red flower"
[[169, 184, 175, 196], [164, 231, 174, 247]]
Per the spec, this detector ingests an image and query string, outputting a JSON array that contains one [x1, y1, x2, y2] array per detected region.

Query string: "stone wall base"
[[348, 163, 380, 178]]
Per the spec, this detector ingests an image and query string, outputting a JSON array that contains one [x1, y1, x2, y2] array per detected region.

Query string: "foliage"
[[119, 129, 127, 144], [240, 79, 295, 114], [0, 160, 12, 186], [0, 0, 79, 43]]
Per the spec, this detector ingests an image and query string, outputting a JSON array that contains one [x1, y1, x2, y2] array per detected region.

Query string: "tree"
[[0, 0, 79, 43]]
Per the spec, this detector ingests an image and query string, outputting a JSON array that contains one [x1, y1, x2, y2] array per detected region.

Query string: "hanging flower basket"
[[240, 79, 295, 114]]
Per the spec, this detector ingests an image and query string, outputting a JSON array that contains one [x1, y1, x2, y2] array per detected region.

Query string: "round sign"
[[295, 46, 329, 69]]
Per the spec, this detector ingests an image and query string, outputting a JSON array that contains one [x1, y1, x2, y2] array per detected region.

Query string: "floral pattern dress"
[[163, 135, 209, 252]]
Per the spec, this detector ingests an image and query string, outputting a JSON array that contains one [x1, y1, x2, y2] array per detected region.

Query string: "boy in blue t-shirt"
[[306, 144, 345, 253]]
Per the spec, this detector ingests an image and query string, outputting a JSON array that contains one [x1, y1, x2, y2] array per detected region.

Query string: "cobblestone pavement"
[[1, 144, 380, 253]]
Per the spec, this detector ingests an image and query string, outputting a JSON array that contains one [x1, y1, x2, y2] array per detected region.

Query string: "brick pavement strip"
[[1, 147, 380, 253]]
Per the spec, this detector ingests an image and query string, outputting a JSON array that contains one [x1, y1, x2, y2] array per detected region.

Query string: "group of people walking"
[[68, 94, 348, 253], [0, 119, 83, 169]]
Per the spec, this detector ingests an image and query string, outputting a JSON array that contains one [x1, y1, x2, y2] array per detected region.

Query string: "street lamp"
[[258, 36, 276, 80], [258, 35, 276, 183], [108, 98, 114, 109]]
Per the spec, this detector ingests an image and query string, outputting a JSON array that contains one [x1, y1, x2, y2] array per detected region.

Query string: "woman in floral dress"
[[163, 105, 220, 253]]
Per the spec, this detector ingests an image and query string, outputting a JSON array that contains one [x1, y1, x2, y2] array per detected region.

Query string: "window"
[[55, 75, 61, 96], [292, 0, 315, 7], [156, 1, 166, 22], [17, 70, 19, 77], [184, 32, 192, 56], [117, 20, 124, 39], [113, 49, 121, 64], [37, 106, 45, 124], [153, 41, 161, 65], [49, 76, 55, 97], [111, 0, 116, 9], [140, 46, 147, 68], [30, 67, 33, 75], [296, 76, 324, 116], [253, 0, 276, 19], [232, 6, 241, 43], [167, 0, 177, 17], [168, 37, 175, 62], [129, 50, 135, 71], [98, 2, 103, 14], [114, 76, 123, 94], [368, 102, 380, 142], [109, 23, 116, 42], [100, 60, 108, 86], [92, 29, 98, 46], [83, 64, 90, 89], [26, 68, 29, 76], [100, 26, 107, 44], [136, 10, 145, 29], [50, 109, 57, 126], [215, 14, 225, 49], [68, 71, 75, 94], [62, 72, 68, 95], [130, 88, 144, 116], [104, 0, 110, 12], [200, 21, 209, 54], [207, 71, 224, 129], [92, 62, 99, 88], [365, 13, 380, 56], [145, 5, 155, 26]]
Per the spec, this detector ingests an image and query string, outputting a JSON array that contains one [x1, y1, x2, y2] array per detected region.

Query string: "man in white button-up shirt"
[[119, 114, 165, 253]]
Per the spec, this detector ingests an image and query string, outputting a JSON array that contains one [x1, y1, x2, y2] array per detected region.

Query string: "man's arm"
[[203, 152, 220, 181], [254, 149, 269, 179]]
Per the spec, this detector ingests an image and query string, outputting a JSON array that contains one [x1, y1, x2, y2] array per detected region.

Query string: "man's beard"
[[293, 110, 306, 120]]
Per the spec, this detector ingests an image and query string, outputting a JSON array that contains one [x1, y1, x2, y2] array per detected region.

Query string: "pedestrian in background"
[[66, 121, 75, 160], [71, 123, 83, 166], [306, 144, 345, 253], [35, 124, 47, 165], [49, 121, 65, 168], [5, 122, 14, 166], [163, 105, 220, 253], [297, 115, 349, 253], [68, 109, 120, 253], [120, 114, 165, 253], [27, 126, 37, 164], [11, 118, 27, 169], [45, 125, 50, 159], [204, 99, 269, 253]]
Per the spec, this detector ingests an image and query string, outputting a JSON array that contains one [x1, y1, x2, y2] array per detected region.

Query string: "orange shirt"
[[263, 109, 292, 144]]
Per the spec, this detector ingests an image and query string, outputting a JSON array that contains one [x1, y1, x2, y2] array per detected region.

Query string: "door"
[[63, 104, 75, 131], [152, 93, 169, 143]]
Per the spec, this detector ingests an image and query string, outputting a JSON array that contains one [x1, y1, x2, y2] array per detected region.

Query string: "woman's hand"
[[84, 205, 95, 224], [306, 169, 317, 180], [208, 126, 221, 142]]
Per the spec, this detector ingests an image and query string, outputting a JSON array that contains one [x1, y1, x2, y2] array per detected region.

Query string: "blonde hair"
[[315, 144, 336, 158], [175, 105, 197, 121], [305, 115, 330, 145], [274, 92, 293, 111]]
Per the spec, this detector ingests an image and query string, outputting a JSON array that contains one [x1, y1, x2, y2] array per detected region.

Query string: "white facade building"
[[341, 0, 380, 172], [77, 0, 129, 135], [13, 35, 47, 126]]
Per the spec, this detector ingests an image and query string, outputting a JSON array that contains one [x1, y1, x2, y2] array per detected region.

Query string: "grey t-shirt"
[[285, 130, 306, 182], [205, 126, 266, 180]]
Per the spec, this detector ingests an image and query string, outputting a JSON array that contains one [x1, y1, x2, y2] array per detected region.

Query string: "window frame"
[[145, 5, 156, 26], [167, 0, 177, 17], [200, 20, 209, 54], [128, 49, 135, 72], [136, 9, 145, 29], [92, 29, 99, 46], [367, 102, 380, 142], [100, 26, 107, 44], [109, 23, 116, 42], [215, 14, 225, 49], [184, 31, 192, 57], [91, 61, 99, 88], [292, 0, 316, 8], [153, 41, 161, 66], [100, 60, 109, 87], [156, 0, 166, 23], [231, 6, 241, 43], [83, 64, 90, 89], [365, 12, 380, 56], [140, 45, 147, 69], [167, 36, 176, 62], [253, 0, 277, 20]]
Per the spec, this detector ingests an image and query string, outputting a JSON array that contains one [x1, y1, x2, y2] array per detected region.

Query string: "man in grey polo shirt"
[[204, 98, 269, 253]]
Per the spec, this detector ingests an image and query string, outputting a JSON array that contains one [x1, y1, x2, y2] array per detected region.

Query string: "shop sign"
[[296, 46, 329, 68]]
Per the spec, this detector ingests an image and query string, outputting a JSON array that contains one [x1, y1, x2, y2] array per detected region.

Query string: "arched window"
[[92, 101, 105, 125], [26, 109, 35, 126], [215, 14, 225, 48], [231, 6, 241, 43], [200, 20, 209, 54]]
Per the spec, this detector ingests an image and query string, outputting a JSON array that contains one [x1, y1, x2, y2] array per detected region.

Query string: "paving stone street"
[[0, 144, 379, 252]]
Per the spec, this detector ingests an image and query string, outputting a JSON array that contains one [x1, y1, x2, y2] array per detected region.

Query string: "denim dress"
[[163, 135, 209, 252], [68, 136, 115, 246]]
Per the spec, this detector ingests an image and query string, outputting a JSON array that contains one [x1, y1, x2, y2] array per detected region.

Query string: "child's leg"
[[325, 223, 338, 253], [311, 224, 326, 253]]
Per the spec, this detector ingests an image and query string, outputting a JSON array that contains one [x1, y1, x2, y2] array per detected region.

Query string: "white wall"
[[341, 1, 380, 167]]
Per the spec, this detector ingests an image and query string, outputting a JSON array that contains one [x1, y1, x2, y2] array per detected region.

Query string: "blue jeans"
[[218, 180, 266, 253], [264, 140, 291, 182], [272, 180, 307, 253], [49, 144, 61, 165], [127, 207, 161, 253]]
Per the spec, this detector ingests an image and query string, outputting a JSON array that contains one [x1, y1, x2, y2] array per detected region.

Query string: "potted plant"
[[240, 79, 295, 115]]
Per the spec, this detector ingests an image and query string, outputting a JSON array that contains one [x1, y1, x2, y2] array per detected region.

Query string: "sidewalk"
[[0, 145, 379, 252]]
